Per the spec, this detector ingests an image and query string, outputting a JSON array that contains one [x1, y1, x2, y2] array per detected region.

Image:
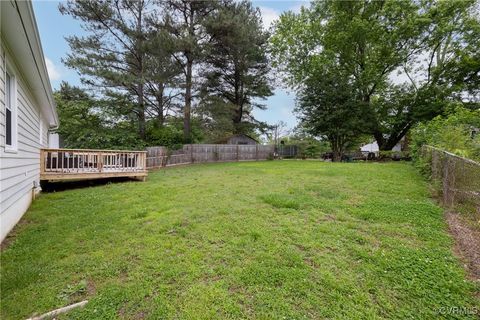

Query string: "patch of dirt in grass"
[[119, 270, 129, 283], [346, 195, 363, 207], [303, 257, 318, 269], [87, 279, 96, 295], [294, 243, 307, 251], [201, 274, 223, 284], [0, 218, 32, 251], [317, 214, 337, 222], [118, 305, 127, 318], [446, 212, 480, 280], [118, 304, 148, 319]]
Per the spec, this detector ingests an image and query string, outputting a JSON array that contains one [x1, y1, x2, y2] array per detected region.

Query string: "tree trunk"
[[136, 3, 146, 140], [332, 151, 342, 162], [156, 87, 164, 127], [184, 57, 192, 142], [330, 137, 344, 162], [232, 67, 243, 126], [183, 6, 195, 143], [377, 124, 411, 151], [379, 139, 399, 151], [137, 84, 146, 140], [373, 131, 385, 150]]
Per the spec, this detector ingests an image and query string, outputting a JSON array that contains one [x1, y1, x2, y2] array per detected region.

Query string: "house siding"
[[0, 39, 49, 240], [0, 39, 5, 148]]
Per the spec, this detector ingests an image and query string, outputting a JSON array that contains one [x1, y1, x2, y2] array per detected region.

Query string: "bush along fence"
[[420, 145, 480, 212], [146, 144, 275, 169]]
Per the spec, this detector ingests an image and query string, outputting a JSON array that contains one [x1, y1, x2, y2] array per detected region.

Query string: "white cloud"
[[45, 57, 61, 81], [280, 106, 293, 117], [289, 3, 305, 14], [259, 6, 280, 30], [259, 3, 307, 30]]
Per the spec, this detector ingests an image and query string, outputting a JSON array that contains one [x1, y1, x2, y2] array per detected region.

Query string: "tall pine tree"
[[159, 0, 218, 142], [201, 0, 272, 137], [60, 0, 180, 140]]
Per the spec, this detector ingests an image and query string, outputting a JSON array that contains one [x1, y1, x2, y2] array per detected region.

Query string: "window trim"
[[4, 67, 18, 153], [39, 114, 43, 145]]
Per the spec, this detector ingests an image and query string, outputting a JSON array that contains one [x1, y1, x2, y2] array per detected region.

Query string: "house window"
[[5, 71, 17, 151]]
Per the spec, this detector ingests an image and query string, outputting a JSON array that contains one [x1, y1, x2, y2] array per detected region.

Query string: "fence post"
[[236, 145, 239, 161], [423, 145, 480, 213], [190, 144, 194, 164]]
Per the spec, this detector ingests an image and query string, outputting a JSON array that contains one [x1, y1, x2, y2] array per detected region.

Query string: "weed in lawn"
[[260, 193, 302, 209], [57, 280, 87, 302], [131, 208, 149, 219]]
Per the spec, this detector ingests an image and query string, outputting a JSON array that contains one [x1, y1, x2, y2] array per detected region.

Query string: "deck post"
[[40, 149, 46, 175], [97, 152, 103, 172], [141, 152, 146, 171]]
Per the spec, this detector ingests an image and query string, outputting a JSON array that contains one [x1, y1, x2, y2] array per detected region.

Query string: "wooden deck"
[[40, 148, 148, 182]]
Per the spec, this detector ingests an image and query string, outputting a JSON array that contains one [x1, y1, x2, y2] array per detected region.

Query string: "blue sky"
[[33, 0, 308, 129]]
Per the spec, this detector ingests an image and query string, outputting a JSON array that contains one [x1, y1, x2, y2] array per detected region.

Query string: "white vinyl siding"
[[0, 40, 5, 149], [0, 41, 48, 213], [5, 70, 18, 151]]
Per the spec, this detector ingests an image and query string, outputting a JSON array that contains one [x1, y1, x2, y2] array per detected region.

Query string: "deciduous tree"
[[271, 0, 480, 150]]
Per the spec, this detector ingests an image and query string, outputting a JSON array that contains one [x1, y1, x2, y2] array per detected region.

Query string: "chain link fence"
[[420, 145, 480, 213]]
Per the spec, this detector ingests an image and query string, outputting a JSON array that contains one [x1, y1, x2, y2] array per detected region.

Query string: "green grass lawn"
[[1, 161, 479, 319]]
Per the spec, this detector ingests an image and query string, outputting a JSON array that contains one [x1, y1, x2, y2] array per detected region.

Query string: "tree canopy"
[[200, 0, 273, 140], [271, 0, 480, 155], [59, 0, 273, 146], [57, 0, 480, 155]]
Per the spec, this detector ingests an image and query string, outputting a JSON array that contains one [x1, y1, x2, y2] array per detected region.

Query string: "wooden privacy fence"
[[146, 144, 275, 169], [420, 145, 480, 212], [40, 148, 147, 182]]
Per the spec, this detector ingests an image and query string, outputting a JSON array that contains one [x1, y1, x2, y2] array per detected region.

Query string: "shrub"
[[146, 124, 184, 149], [411, 106, 480, 162]]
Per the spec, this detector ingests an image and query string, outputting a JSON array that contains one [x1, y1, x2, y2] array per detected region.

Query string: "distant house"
[[1, 1, 58, 242], [360, 138, 405, 154], [220, 134, 258, 145]]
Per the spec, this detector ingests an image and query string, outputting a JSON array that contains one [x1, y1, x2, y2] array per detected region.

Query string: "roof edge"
[[16, 1, 58, 127]]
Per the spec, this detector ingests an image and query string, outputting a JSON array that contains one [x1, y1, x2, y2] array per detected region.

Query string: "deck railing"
[[40, 148, 147, 181]]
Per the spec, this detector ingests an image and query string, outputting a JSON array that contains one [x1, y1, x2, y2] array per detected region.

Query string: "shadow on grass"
[[41, 177, 137, 192]]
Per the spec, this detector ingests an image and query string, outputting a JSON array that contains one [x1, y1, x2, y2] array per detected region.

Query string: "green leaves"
[[271, 0, 480, 151], [54, 82, 143, 150], [199, 0, 273, 138], [412, 106, 480, 161]]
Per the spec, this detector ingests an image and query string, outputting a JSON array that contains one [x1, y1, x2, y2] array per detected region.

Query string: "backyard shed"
[[221, 134, 258, 145]]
